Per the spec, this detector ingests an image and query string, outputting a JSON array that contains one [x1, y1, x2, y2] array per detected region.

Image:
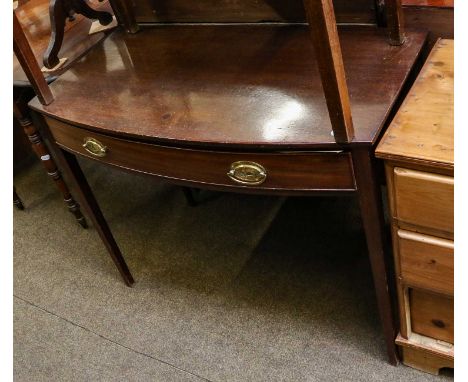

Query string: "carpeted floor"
[[13, 160, 454, 381]]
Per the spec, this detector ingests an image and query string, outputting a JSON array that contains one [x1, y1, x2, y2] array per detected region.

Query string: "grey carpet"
[[14, 160, 454, 382]]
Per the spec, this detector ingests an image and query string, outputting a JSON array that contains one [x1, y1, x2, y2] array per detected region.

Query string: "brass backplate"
[[227, 161, 267, 185], [82, 137, 107, 157]]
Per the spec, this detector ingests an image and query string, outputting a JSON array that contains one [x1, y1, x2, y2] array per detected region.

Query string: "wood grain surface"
[[376, 39, 453, 169], [393, 167, 454, 237], [13, 0, 113, 85], [404, 6, 453, 48], [14, 10, 54, 104], [47, 116, 357, 193], [130, 0, 377, 24], [403, 0, 453, 8], [29, 26, 427, 149], [410, 289, 453, 343], [400, 345, 453, 374], [303, 0, 354, 143], [398, 230, 453, 295]]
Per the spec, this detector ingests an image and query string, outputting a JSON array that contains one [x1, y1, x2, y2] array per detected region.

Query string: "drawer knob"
[[83, 137, 107, 157], [432, 319, 446, 328], [227, 161, 267, 185]]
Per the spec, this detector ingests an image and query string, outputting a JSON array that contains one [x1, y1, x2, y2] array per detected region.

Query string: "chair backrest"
[[130, 0, 381, 24], [13, 10, 54, 105]]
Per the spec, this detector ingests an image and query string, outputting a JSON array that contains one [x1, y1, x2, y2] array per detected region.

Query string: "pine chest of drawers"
[[376, 39, 454, 375]]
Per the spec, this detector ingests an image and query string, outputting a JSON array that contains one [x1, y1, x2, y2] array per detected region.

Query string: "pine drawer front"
[[393, 168, 453, 237], [398, 230, 453, 295], [410, 289, 454, 344], [46, 117, 356, 193]]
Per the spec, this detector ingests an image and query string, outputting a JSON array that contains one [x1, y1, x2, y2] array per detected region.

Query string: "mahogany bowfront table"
[[27, 15, 427, 363]]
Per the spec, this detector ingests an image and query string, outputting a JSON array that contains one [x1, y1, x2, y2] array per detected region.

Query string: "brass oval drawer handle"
[[227, 161, 267, 185], [83, 137, 107, 157]]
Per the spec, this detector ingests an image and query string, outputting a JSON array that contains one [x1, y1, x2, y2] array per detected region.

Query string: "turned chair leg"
[[72, 0, 113, 25], [352, 147, 399, 365], [13, 187, 24, 210], [43, 0, 66, 69], [13, 102, 87, 228], [43, 0, 114, 69]]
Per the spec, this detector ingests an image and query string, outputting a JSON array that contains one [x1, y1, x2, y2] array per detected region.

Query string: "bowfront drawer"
[[393, 168, 453, 237], [46, 117, 356, 193], [398, 230, 453, 295], [410, 289, 453, 344]]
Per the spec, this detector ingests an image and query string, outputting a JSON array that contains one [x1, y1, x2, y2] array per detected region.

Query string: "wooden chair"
[[17, 0, 428, 364], [13, 0, 115, 225]]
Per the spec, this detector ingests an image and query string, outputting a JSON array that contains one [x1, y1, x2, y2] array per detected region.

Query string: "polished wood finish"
[[43, 0, 114, 69], [403, 0, 453, 7], [130, 0, 378, 24], [352, 147, 398, 364], [13, 0, 110, 227], [393, 168, 453, 237], [29, 27, 427, 148], [62, 150, 134, 287], [404, 6, 453, 48], [32, 129, 135, 287], [109, 0, 138, 33], [387, 0, 406, 45], [13, 10, 53, 105], [26, 0, 425, 365], [47, 117, 356, 193], [303, 0, 353, 143], [410, 289, 453, 343], [14, 92, 87, 228], [398, 230, 453, 295], [13, 0, 112, 85], [13, 107, 34, 166], [376, 40, 454, 374], [43, 0, 66, 69]]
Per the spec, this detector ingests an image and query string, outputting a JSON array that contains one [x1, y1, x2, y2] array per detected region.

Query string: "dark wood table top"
[[13, 0, 112, 86], [30, 25, 426, 149], [402, 0, 454, 8]]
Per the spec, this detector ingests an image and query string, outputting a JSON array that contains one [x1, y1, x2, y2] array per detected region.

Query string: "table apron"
[[47, 117, 357, 194]]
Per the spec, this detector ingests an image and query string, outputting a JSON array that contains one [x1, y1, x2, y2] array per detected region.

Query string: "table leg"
[[352, 146, 399, 365], [181, 187, 200, 207], [13, 187, 24, 210], [31, 110, 134, 286], [54, 148, 134, 287]]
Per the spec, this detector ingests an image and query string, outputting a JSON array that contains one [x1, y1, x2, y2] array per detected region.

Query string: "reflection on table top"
[[30, 25, 426, 149]]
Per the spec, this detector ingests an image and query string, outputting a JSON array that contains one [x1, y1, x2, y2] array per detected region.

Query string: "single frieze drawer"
[[46, 116, 356, 193], [410, 289, 453, 344], [393, 168, 453, 237], [398, 230, 453, 295]]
